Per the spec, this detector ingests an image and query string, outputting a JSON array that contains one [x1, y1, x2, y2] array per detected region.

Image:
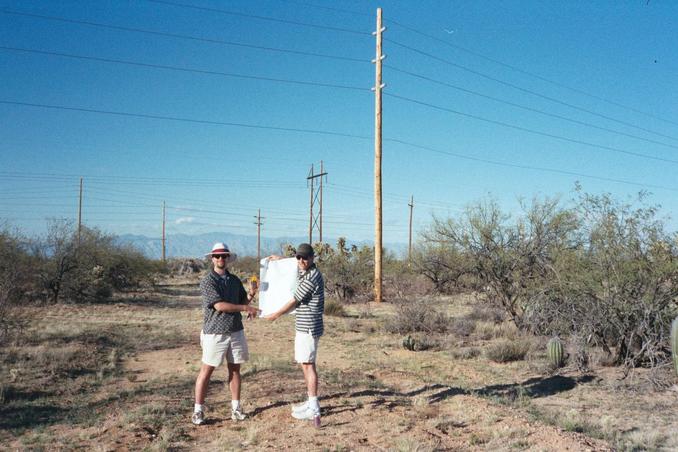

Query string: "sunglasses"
[[296, 255, 311, 260], [212, 254, 229, 260]]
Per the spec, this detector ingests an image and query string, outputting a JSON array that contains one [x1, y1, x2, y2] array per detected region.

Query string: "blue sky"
[[1, 0, 677, 247]]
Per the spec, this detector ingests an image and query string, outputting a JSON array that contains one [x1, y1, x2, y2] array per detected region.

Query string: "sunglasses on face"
[[296, 255, 310, 261], [212, 254, 229, 260]]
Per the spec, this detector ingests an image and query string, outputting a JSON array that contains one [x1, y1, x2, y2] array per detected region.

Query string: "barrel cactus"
[[547, 337, 565, 368], [403, 335, 416, 351], [671, 317, 678, 376]]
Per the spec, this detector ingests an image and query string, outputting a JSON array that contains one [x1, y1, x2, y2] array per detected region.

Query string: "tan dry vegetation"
[[1, 276, 677, 451]]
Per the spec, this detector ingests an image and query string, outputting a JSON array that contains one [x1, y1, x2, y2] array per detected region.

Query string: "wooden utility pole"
[[408, 195, 414, 261], [254, 209, 264, 261], [307, 163, 328, 244], [77, 177, 83, 245], [161, 201, 166, 262], [373, 8, 384, 302]]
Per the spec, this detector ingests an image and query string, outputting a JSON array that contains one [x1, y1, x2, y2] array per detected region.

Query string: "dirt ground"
[[2, 277, 677, 451]]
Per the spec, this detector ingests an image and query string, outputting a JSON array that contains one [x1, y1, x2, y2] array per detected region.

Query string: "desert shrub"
[[384, 298, 449, 335], [324, 298, 346, 317], [411, 240, 471, 294], [402, 333, 438, 351], [229, 255, 260, 279], [450, 347, 481, 360], [27, 221, 162, 303], [423, 188, 678, 371], [383, 256, 430, 299], [165, 258, 206, 276], [317, 238, 373, 302], [425, 196, 578, 329], [465, 303, 505, 324], [449, 317, 476, 337], [474, 321, 519, 341], [0, 227, 32, 342], [524, 190, 678, 368], [484, 339, 531, 363]]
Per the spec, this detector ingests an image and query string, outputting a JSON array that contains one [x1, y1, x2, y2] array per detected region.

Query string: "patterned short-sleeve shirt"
[[200, 269, 247, 334]]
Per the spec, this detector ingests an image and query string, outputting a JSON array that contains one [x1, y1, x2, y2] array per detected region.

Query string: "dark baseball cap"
[[296, 243, 315, 259]]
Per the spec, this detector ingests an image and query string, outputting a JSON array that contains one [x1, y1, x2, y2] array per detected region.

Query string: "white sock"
[[231, 400, 241, 411], [308, 396, 319, 411], [194, 403, 204, 413]]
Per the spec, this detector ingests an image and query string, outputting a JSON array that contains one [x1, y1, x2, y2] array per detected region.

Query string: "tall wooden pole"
[[408, 195, 414, 261], [308, 163, 314, 244], [373, 8, 384, 303], [77, 177, 83, 245], [161, 201, 166, 262]]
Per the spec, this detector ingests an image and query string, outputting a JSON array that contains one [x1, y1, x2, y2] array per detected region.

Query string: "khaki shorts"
[[200, 329, 249, 367], [295, 330, 320, 364]]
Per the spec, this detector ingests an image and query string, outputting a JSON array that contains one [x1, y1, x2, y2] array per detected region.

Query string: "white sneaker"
[[292, 406, 321, 427], [231, 408, 247, 421], [291, 401, 308, 413], [191, 411, 205, 425]]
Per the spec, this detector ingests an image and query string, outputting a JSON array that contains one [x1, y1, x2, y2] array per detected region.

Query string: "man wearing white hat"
[[192, 242, 259, 425]]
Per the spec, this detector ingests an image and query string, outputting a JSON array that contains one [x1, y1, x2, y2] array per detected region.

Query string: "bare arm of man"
[[266, 297, 297, 321], [214, 301, 259, 316]]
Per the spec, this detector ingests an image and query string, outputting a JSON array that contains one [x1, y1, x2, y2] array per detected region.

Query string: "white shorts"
[[295, 331, 320, 364], [200, 329, 249, 367]]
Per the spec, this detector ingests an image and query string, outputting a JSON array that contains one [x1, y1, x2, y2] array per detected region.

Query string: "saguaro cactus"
[[547, 337, 564, 368], [671, 317, 678, 376]]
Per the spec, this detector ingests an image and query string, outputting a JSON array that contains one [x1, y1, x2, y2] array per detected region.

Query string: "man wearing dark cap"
[[192, 242, 259, 426], [266, 243, 325, 427]]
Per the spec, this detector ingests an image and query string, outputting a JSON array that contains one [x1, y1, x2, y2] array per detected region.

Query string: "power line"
[[384, 137, 678, 193], [0, 9, 369, 63], [146, 0, 371, 36], [385, 92, 678, 166], [277, 0, 370, 18], [0, 46, 371, 92], [388, 17, 678, 129], [0, 100, 373, 140], [385, 38, 678, 143], [386, 64, 678, 152]]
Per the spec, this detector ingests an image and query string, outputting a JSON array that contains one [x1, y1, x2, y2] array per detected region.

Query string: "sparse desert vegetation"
[[2, 190, 678, 450]]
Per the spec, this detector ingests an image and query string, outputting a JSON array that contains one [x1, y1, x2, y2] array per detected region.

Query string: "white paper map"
[[258, 257, 298, 316]]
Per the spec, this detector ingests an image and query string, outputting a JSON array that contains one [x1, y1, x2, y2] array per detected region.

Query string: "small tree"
[[411, 239, 470, 294], [426, 197, 577, 329], [0, 227, 31, 342], [320, 238, 373, 301]]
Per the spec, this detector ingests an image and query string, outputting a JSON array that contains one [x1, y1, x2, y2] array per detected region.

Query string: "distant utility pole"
[[254, 209, 265, 261], [373, 8, 385, 303], [161, 201, 166, 262], [77, 177, 83, 245], [307, 161, 327, 244], [408, 195, 414, 261]]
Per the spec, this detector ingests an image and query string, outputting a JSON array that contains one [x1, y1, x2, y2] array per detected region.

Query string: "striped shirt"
[[293, 264, 324, 337]]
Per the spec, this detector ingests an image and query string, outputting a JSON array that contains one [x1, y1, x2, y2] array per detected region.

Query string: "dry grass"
[[1, 279, 676, 451], [484, 339, 532, 363]]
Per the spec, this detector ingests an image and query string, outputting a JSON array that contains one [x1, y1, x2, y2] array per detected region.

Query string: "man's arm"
[[265, 297, 298, 321], [214, 301, 259, 316]]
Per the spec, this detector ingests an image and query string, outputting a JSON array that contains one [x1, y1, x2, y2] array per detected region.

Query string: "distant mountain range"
[[116, 232, 406, 259]]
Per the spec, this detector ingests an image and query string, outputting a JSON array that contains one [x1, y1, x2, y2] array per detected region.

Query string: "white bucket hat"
[[205, 242, 237, 262]]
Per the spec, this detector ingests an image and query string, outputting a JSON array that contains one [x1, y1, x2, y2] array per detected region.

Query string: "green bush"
[[316, 238, 374, 302]]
